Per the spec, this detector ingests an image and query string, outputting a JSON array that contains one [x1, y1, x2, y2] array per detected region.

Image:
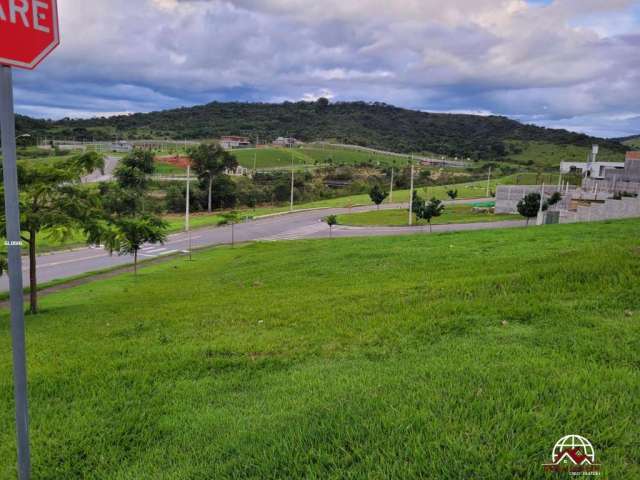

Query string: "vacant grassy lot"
[[233, 147, 417, 169], [336, 205, 511, 227], [623, 137, 640, 149], [1, 220, 639, 479], [233, 148, 314, 169], [506, 141, 625, 168]]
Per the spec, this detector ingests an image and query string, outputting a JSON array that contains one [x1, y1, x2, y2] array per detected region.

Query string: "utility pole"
[[254, 135, 259, 173], [537, 182, 545, 226], [389, 167, 394, 203], [1, 65, 31, 480], [486, 166, 492, 197], [185, 161, 192, 261], [290, 145, 295, 212], [408, 158, 415, 226]]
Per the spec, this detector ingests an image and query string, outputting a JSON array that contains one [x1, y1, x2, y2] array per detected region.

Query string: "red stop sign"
[[0, 0, 59, 70]]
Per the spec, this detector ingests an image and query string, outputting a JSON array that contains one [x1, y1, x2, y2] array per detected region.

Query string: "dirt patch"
[[155, 155, 190, 169]]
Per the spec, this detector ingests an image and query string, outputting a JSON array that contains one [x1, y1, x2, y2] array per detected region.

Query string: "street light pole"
[[1, 65, 31, 480], [185, 162, 192, 261], [486, 166, 492, 197], [254, 135, 259, 173], [290, 145, 295, 212], [389, 167, 394, 203], [408, 158, 415, 226]]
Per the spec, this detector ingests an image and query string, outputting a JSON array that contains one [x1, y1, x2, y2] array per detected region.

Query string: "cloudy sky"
[[12, 0, 640, 138]]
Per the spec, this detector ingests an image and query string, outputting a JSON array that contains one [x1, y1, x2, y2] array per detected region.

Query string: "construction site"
[[496, 149, 640, 224]]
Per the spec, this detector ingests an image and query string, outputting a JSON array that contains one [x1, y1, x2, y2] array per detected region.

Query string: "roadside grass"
[[1, 220, 639, 478], [336, 205, 513, 227]]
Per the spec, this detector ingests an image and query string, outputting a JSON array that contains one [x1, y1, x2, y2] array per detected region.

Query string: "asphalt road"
[[0, 200, 525, 291], [81, 155, 120, 183]]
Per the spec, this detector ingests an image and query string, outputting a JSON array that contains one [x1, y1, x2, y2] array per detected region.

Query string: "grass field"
[[623, 137, 640, 149], [336, 205, 511, 227], [232, 147, 414, 169], [154, 162, 186, 175], [1, 220, 639, 478], [232, 148, 313, 169]]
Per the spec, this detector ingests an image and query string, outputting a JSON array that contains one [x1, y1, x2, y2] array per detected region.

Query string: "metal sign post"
[[186, 163, 192, 261], [1, 65, 31, 480], [1, 2, 60, 477]]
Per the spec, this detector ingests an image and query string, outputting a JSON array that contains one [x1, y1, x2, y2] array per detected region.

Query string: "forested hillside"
[[15, 100, 628, 161]]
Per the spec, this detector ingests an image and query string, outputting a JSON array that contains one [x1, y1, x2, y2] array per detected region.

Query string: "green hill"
[[1, 220, 638, 478], [16, 100, 627, 162], [620, 135, 640, 149]]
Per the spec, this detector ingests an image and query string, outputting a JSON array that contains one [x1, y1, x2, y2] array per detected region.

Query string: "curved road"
[[0, 200, 524, 291], [82, 155, 121, 183]]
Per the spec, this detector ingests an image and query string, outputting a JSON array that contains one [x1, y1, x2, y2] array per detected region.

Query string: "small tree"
[[417, 198, 445, 232], [325, 215, 338, 238], [219, 211, 240, 247], [246, 193, 258, 212], [411, 190, 425, 223], [102, 216, 168, 274], [447, 189, 458, 200], [545, 192, 562, 209], [114, 149, 155, 192], [0, 152, 104, 313], [0, 253, 7, 276], [188, 143, 238, 213], [92, 150, 169, 274], [517, 192, 541, 226], [369, 184, 388, 210]]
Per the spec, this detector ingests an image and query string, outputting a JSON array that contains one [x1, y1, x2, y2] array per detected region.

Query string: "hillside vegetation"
[[1, 220, 638, 478], [15, 101, 627, 162], [621, 136, 640, 149]]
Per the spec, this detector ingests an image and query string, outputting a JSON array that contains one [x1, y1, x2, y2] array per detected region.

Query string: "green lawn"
[[336, 205, 512, 227], [1, 220, 639, 478]]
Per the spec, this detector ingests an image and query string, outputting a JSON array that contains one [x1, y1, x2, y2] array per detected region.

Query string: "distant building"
[[273, 137, 301, 147], [111, 141, 133, 153], [220, 136, 251, 149], [607, 151, 640, 183], [560, 161, 625, 179]]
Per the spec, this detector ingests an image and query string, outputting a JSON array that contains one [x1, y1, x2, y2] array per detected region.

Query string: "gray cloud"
[[11, 0, 640, 137]]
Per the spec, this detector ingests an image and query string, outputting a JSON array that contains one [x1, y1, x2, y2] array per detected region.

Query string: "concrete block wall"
[[569, 197, 640, 223], [585, 177, 640, 195], [495, 185, 575, 214]]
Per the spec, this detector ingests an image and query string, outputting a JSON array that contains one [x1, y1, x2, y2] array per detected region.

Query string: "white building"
[[111, 141, 134, 153], [560, 161, 625, 179], [273, 137, 301, 147], [220, 136, 251, 149]]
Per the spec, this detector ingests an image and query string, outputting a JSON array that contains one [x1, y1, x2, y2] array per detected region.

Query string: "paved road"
[[0, 200, 524, 291], [82, 155, 120, 183]]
